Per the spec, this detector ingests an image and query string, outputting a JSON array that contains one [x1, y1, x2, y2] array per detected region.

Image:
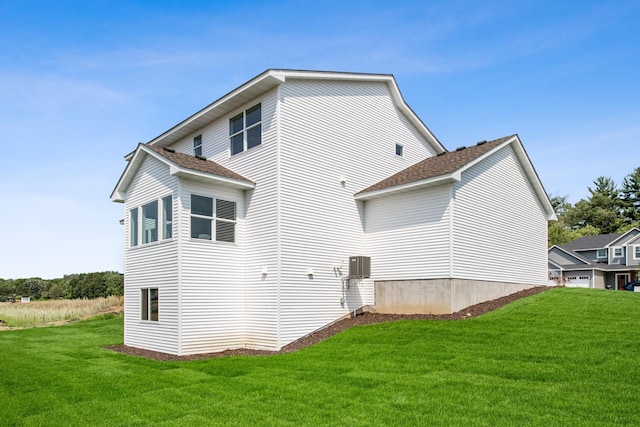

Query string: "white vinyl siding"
[[123, 155, 179, 355], [365, 184, 452, 280], [276, 79, 437, 347], [452, 145, 548, 285], [178, 180, 246, 354]]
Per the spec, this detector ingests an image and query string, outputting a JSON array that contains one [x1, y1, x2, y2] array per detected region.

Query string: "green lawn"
[[1, 288, 639, 426]]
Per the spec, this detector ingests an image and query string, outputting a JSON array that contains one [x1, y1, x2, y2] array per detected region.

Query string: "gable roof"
[[135, 69, 446, 157], [111, 144, 254, 202], [354, 134, 556, 221], [562, 233, 623, 251]]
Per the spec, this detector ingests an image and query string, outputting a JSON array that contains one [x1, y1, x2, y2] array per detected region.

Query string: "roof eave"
[[355, 172, 461, 201], [169, 165, 255, 190]]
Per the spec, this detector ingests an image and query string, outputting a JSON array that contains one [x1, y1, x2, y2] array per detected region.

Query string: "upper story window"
[[130, 208, 139, 247], [230, 103, 261, 155], [634, 245, 640, 260], [162, 195, 173, 239], [193, 135, 202, 157], [597, 249, 607, 259], [395, 143, 404, 157], [129, 195, 173, 247], [613, 247, 624, 258], [190, 194, 237, 242], [142, 200, 158, 244]]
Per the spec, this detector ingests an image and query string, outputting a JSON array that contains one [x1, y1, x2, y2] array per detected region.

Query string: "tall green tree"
[[621, 167, 640, 223]]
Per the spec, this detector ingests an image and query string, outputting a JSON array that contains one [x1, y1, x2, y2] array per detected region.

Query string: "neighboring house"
[[111, 69, 556, 356], [548, 228, 640, 289]]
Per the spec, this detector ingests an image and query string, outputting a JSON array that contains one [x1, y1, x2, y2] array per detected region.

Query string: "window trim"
[[141, 288, 159, 322], [193, 135, 202, 157], [596, 248, 607, 259], [634, 245, 640, 260], [229, 103, 262, 155], [130, 207, 139, 247], [613, 247, 624, 258], [129, 194, 173, 248], [162, 195, 173, 240], [190, 193, 237, 243], [142, 200, 159, 244]]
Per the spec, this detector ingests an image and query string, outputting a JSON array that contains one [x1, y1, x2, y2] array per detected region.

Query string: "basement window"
[[141, 288, 159, 321]]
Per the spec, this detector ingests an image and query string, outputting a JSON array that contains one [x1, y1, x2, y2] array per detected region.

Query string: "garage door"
[[565, 275, 591, 288]]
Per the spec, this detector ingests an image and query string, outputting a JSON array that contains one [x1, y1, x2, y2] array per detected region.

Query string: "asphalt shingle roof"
[[561, 234, 623, 251], [357, 135, 514, 195], [145, 144, 253, 184]]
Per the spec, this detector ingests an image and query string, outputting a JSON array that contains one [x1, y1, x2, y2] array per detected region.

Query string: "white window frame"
[[190, 194, 237, 243], [613, 247, 624, 258], [229, 103, 261, 155], [193, 135, 202, 157], [130, 207, 139, 247], [634, 245, 640, 260], [395, 143, 404, 157], [141, 288, 159, 322], [142, 200, 158, 244], [162, 195, 173, 240], [129, 195, 173, 248], [596, 248, 607, 259]]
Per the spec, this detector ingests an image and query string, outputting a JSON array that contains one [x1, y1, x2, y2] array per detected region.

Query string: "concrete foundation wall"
[[375, 278, 540, 314]]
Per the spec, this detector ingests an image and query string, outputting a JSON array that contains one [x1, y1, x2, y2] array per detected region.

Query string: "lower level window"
[[141, 288, 159, 321]]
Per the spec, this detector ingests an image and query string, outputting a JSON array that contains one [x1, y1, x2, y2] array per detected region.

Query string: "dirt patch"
[[106, 286, 554, 361]]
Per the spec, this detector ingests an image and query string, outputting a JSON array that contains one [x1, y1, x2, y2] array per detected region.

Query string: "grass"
[[0, 296, 123, 328], [1, 288, 639, 426]]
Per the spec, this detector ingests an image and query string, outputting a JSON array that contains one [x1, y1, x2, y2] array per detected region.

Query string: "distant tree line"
[[549, 166, 640, 246], [0, 272, 123, 302]]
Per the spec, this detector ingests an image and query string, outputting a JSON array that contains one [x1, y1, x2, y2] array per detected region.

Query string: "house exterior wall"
[[275, 79, 438, 347], [167, 88, 281, 351], [177, 180, 246, 354], [452, 145, 548, 285], [594, 270, 606, 289], [548, 248, 586, 266], [364, 184, 452, 280], [123, 155, 180, 354]]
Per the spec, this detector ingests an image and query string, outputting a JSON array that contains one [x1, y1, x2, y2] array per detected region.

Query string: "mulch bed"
[[105, 286, 553, 361]]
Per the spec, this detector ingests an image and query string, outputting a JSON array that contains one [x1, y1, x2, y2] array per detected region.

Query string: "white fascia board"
[[110, 145, 146, 202], [607, 228, 640, 247], [354, 172, 460, 201], [455, 135, 557, 221], [146, 70, 286, 149], [168, 165, 255, 190]]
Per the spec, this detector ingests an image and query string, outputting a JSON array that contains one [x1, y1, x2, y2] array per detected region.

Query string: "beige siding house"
[[112, 69, 556, 356]]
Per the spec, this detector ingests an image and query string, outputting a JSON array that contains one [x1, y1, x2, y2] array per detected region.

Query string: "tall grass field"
[[0, 288, 639, 426], [0, 296, 123, 328]]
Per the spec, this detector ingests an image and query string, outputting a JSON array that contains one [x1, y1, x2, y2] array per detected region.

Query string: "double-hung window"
[[190, 194, 236, 242], [129, 195, 173, 247], [142, 200, 158, 244], [193, 135, 202, 157], [130, 208, 139, 247], [230, 103, 261, 155], [613, 247, 624, 258], [162, 195, 172, 239], [597, 249, 607, 259], [141, 288, 159, 321], [634, 245, 640, 260]]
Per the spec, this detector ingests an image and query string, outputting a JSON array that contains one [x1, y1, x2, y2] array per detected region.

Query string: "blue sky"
[[1, 0, 639, 279]]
